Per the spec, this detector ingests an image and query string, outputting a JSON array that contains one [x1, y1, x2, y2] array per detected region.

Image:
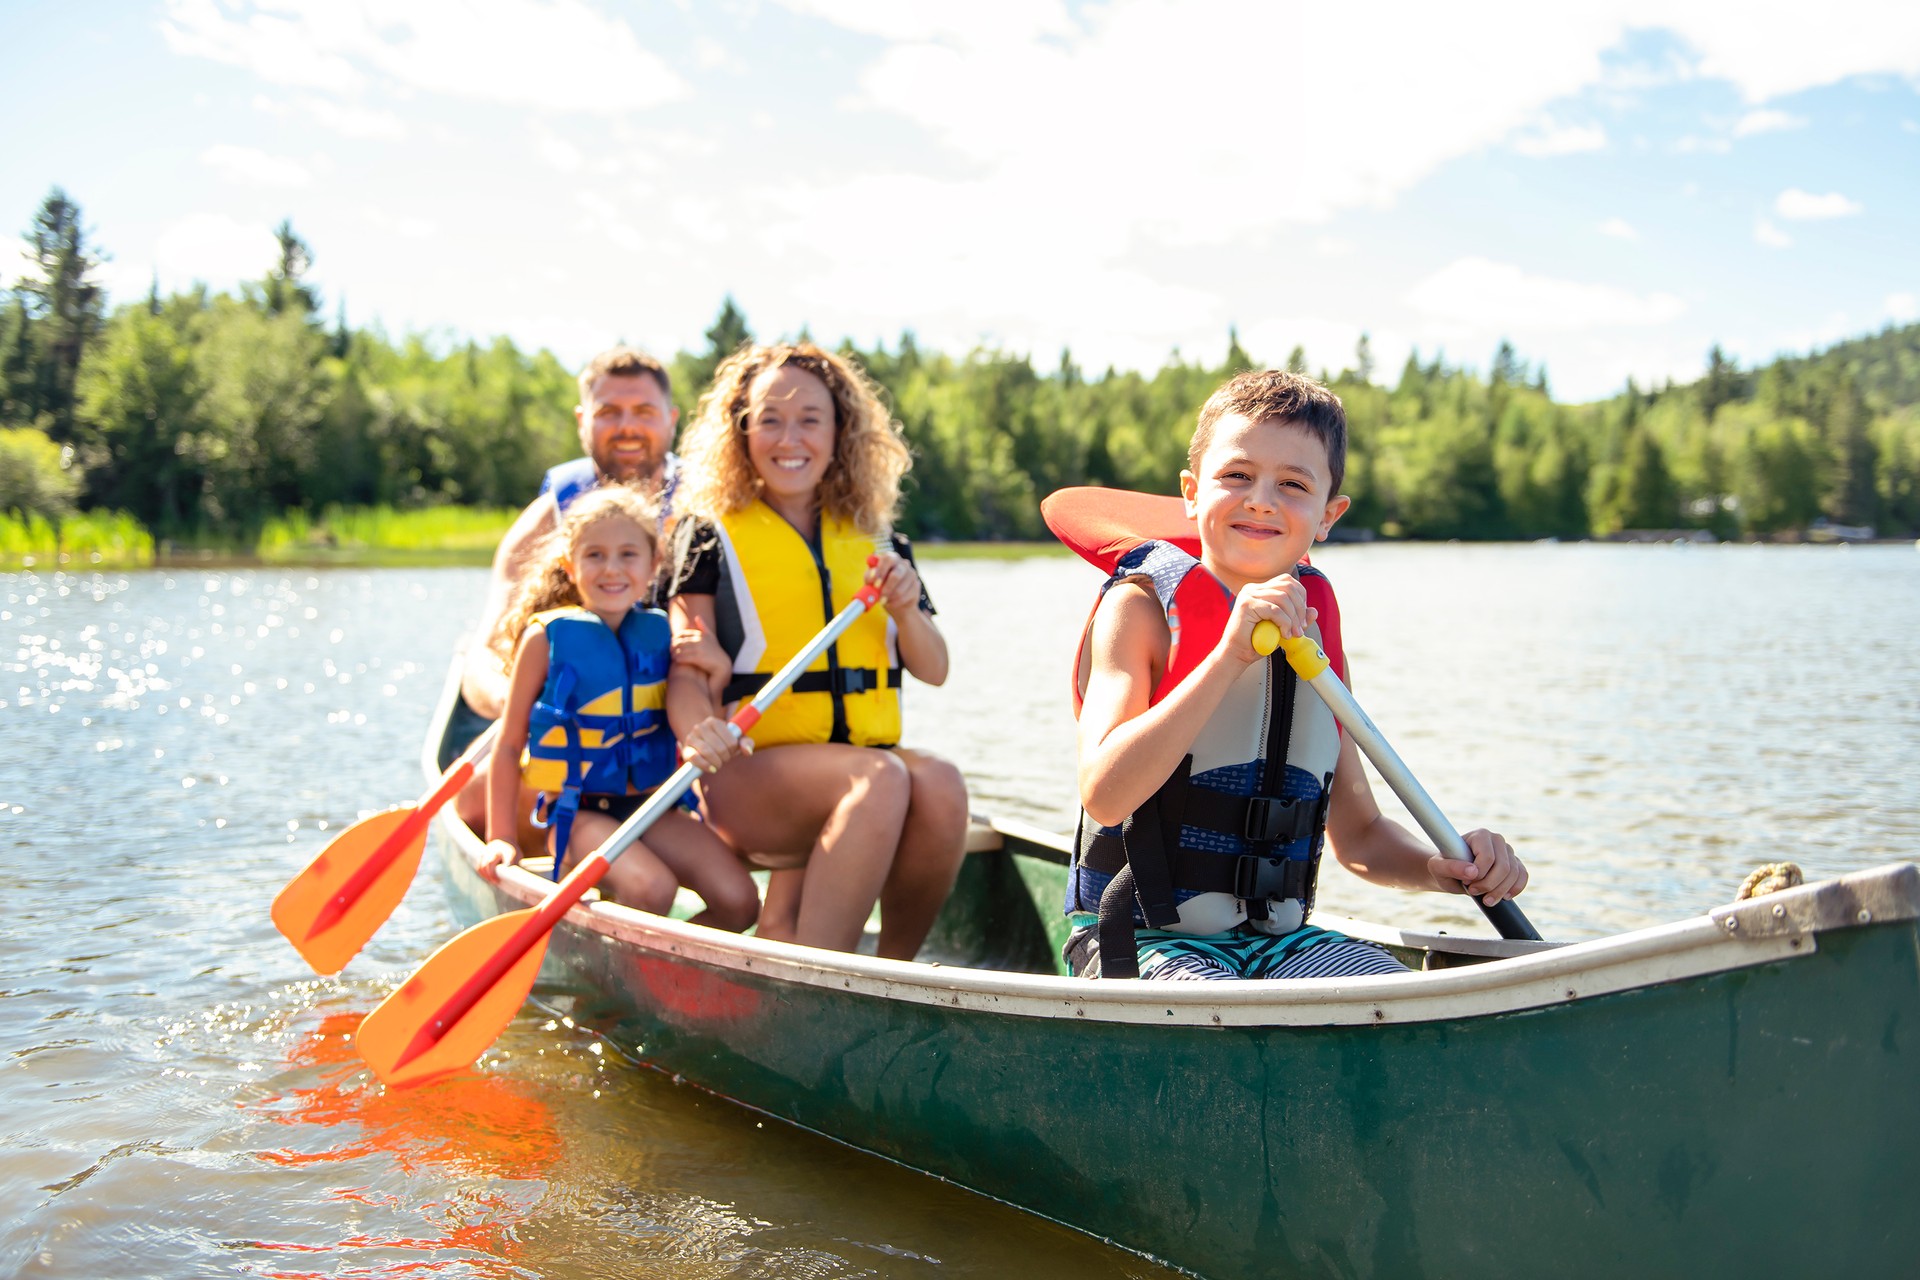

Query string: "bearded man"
[[458, 345, 680, 721]]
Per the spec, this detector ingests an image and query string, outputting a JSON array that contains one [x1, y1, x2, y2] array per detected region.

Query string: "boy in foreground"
[[1067, 370, 1528, 979]]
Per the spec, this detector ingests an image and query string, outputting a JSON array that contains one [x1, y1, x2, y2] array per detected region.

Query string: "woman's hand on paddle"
[[1222, 577, 1316, 664], [477, 838, 520, 883], [866, 550, 922, 618], [1428, 829, 1528, 906], [681, 714, 748, 774]]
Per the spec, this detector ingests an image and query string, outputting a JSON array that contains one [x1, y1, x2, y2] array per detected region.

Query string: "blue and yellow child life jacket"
[[520, 605, 676, 874]]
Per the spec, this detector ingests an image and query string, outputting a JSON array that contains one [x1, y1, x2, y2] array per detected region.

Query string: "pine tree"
[[1285, 344, 1308, 375], [257, 219, 319, 317], [15, 188, 107, 443]]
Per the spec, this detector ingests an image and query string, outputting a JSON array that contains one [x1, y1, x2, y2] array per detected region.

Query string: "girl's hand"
[[1427, 829, 1529, 906], [671, 617, 730, 681], [478, 838, 520, 883], [681, 715, 750, 774], [866, 550, 922, 618], [1221, 576, 1316, 664]]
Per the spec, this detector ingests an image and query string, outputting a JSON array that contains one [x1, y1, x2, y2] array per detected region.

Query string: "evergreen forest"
[[5, 188, 1918, 554]]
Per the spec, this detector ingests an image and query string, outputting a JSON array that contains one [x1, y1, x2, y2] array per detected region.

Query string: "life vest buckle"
[[831, 666, 883, 695], [1232, 855, 1311, 904], [1242, 794, 1313, 843]]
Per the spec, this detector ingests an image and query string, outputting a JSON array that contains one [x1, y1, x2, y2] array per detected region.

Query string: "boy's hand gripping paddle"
[[273, 722, 502, 975], [355, 576, 887, 1089], [1251, 620, 1542, 941]]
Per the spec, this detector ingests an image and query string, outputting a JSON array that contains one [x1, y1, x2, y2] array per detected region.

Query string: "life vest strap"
[[1080, 831, 1313, 900], [723, 666, 900, 704], [1179, 787, 1320, 845]]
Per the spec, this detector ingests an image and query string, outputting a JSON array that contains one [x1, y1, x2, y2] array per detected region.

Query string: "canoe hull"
[[437, 834, 1920, 1279]]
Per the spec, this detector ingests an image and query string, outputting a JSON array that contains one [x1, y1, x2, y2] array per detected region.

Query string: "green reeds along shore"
[[0, 510, 154, 569], [0, 503, 1068, 571], [256, 505, 518, 566]]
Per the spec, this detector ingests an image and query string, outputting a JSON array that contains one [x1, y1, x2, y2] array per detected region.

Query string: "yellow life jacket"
[[711, 501, 901, 748]]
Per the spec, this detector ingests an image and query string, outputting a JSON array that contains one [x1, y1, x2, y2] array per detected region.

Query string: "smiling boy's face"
[[1181, 413, 1350, 593]]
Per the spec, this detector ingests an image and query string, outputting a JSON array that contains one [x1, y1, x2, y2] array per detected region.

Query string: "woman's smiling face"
[[744, 363, 836, 510]]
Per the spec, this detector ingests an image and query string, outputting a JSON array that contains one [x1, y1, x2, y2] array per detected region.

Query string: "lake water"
[[3, 544, 1917, 1277]]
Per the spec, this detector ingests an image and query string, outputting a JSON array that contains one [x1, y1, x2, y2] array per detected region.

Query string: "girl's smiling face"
[[744, 364, 836, 515], [1181, 414, 1350, 593], [564, 513, 656, 623]]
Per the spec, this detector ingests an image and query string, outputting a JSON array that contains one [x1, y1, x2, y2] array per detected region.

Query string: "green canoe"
[[425, 670, 1920, 1280]]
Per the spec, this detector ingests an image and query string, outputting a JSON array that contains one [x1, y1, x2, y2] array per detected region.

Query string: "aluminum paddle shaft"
[[1254, 621, 1542, 942]]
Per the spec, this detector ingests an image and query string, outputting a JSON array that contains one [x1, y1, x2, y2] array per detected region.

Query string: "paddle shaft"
[[1257, 625, 1542, 942], [396, 583, 885, 1067], [307, 721, 502, 939]]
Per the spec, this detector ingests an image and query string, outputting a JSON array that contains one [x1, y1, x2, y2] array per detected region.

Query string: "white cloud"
[[152, 213, 284, 291], [1888, 292, 1919, 322], [162, 0, 686, 114], [1405, 258, 1685, 330], [772, 0, 1076, 48], [1673, 134, 1732, 154], [1733, 107, 1806, 137], [1511, 121, 1608, 157], [1598, 217, 1638, 240], [299, 96, 407, 140], [1652, 4, 1920, 103], [1313, 236, 1355, 258], [1775, 188, 1863, 219], [1754, 217, 1793, 248], [200, 144, 313, 187]]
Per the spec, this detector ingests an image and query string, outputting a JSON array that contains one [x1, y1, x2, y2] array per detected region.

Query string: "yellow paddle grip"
[[1251, 620, 1329, 679]]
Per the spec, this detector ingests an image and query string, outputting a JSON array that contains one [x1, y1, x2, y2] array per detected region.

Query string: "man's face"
[[576, 372, 678, 486]]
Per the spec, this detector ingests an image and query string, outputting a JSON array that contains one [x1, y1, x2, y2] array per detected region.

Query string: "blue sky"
[[2, 0, 1916, 401]]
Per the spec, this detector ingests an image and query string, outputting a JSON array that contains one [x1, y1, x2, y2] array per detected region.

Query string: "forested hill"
[[3, 188, 1917, 546]]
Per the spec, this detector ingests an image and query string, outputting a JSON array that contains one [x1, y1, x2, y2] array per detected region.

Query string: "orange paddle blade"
[[355, 908, 551, 1090], [272, 806, 428, 975]]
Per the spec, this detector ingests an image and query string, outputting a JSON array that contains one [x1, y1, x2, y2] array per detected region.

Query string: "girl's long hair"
[[674, 341, 911, 539], [489, 483, 660, 662]]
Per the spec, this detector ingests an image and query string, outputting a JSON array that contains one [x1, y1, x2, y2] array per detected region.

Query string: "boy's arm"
[[1078, 583, 1247, 827], [1322, 735, 1528, 905]]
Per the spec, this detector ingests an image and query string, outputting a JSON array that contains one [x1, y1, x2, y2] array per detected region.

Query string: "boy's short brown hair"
[[578, 345, 671, 401], [1189, 369, 1347, 494]]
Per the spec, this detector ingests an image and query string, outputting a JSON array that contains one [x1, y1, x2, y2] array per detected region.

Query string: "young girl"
[[477, 484, 759, 931], [665, 341, 969, 959]]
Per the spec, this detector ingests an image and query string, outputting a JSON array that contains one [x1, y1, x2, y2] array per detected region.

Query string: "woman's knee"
[[849, 749, 912, 806], [907, 754, 969, 827]]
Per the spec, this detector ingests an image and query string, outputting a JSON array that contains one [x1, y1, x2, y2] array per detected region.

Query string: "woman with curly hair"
[[665, 342, 969, 958]]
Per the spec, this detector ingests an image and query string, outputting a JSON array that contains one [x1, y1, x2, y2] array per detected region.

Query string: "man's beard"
[[593, 439, 660, 485]]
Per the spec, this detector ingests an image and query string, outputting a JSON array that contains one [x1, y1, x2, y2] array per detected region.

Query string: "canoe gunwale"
[[421, 652, 1919, 1030]]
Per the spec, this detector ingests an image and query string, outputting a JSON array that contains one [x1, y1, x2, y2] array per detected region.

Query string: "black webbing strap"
[[1081, 832, 1314, 900], [723, 665, 900, 705], [1179, 787, 1319, 844]]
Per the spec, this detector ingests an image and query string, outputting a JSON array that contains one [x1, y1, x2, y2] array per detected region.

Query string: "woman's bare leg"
[[876, 748, 971, 961], [756, 869, 804, 943], [700, 744, 907, 954]]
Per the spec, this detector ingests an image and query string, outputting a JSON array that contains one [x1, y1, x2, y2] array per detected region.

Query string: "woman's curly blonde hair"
[[675, 342, 911, 539], [489, 483, 661, 662]]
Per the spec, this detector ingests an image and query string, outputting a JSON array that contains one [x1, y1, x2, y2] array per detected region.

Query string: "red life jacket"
[[1041, 486, 1346, 714]]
